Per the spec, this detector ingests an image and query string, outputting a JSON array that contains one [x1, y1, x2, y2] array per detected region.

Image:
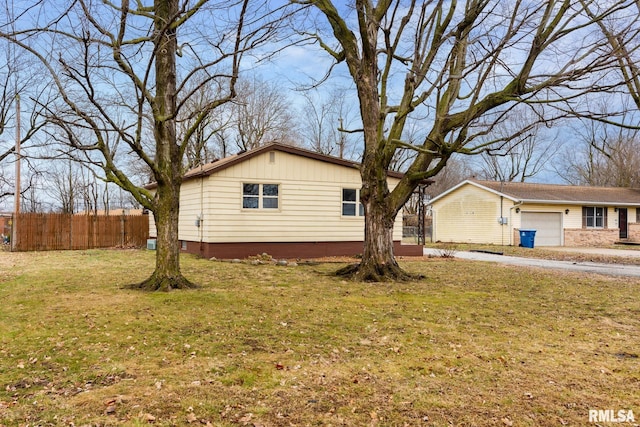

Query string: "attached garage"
[[520, 212, 562, 246], [429, 179, 640, 248]]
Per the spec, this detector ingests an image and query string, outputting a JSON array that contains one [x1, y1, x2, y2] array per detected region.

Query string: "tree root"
[[336, 261, 422, 282], [124, 272, 199, 291]]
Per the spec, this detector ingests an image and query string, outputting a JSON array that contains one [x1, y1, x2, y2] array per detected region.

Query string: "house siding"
[[148, 150, 406, 252], [180, 151, 401, 243], [430, 180, 640, 247], [431, 185, 512, 245]]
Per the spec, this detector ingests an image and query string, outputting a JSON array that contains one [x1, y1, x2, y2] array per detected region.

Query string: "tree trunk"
[[128, 181, 197, 291], [127, 0, 196, 291], [337, 161, 415, 282]]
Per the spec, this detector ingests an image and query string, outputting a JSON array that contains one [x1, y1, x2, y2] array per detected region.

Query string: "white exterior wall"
[[512, 204, 575, 228], [431, 184, 513, 245], [176, 151, 404, 243], [429, 181, 640, 247], [149, 215, 156, 238]]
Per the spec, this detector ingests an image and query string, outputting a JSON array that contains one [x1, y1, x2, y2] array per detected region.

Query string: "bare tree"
[[570, 1, 640, 187], [558, 118, 640, 186], [477, 109, 560, 182], [299, 87, 358, 158], [0, 147, 14, 203], [294, 0, 640, 281], [403, 156, 473, 215], [180, 83, 231, 169], [0, 34, 45, 207], [582, 1, 640, 117], [0, 38, 19, 204], [426, 158, 476, 199], [48, 161, 79, 214], [232, 76, 299, 151], [20, 168, 45, 213], [1, 1, 287, 290]]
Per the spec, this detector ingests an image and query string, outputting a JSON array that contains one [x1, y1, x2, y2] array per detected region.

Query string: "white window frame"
[[584, 206, 605, 229], [242, 183, 280, 210], [342, 188, 364, 217]]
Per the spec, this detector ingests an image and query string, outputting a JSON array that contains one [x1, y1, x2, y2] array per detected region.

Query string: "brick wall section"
[[564, 228, 619, 246], [628, 223, 640, 242]]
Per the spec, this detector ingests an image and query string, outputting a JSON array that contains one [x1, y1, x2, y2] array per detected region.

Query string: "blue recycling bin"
[[519, 229, 537, 248]]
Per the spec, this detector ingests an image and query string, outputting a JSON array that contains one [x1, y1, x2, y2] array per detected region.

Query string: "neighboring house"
[[147, 143, 423, 259], [429, 179, 640, 247]]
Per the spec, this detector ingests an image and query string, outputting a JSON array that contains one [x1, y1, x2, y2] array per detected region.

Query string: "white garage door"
[[521, 212, 562, 246]]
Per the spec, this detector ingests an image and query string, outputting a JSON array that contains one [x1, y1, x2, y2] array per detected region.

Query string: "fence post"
[[9, 214, 15, 252], [121, 212, 126, 247]]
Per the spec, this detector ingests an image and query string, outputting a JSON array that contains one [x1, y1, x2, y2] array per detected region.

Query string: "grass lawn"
[[0, 250, 639, 426]]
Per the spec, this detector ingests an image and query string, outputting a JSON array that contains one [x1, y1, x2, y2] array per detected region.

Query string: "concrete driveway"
[[422, 247, 640, 278]]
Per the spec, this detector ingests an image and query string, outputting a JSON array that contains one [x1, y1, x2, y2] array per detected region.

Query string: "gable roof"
[[185, 143, 394, 179], [146, 143, 407, 189], [430, 179, 640, 206]]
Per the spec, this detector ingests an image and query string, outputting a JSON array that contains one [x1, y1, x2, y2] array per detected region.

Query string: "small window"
[[262, 184, 279, 209], [243, 183, 279, 209], [582, 206, 607, 229], [243, 184, 259, 209], [342, 188, 364, 216]]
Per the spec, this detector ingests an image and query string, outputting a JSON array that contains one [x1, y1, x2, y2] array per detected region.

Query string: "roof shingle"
[[472, 179, 640, 205]]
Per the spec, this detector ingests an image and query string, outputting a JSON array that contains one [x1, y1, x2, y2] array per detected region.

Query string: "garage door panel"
[[521, 212, 562, 246]]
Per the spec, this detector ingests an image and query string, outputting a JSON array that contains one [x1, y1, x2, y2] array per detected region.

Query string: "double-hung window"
[[582, 206, 606, 229], [243, 183, 279, 209], [342, 188, 364, 217]]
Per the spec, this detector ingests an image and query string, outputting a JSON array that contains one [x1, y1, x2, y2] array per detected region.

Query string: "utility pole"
[[12, 94, 20, 249]]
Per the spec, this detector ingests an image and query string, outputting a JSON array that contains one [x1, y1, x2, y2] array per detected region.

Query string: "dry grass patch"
[[0, 250, 638, 426]]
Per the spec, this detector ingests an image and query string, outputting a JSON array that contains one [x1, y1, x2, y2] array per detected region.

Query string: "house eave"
[[519, 199, 640, 207], [428, 180, 520, 205], [144, 142, 429, 190]]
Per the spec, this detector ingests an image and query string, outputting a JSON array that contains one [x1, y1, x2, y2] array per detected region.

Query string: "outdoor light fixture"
[[565, 209, 570, 215], [515, 208, 520, 213]]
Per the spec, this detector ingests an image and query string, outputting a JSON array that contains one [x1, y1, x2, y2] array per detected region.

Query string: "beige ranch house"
[[429, 179, 640, 247], [148, 143, 422, 259]]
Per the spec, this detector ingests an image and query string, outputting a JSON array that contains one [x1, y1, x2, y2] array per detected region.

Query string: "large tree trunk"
[[338, 195, 414, 281], [130, 182, 197, 291], [337, 128, 415, 281], [337, 190, 414, 281], [128, 0, 196, 291]]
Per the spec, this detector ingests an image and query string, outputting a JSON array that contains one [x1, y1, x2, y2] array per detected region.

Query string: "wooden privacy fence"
[[11, 213, 149, 251]]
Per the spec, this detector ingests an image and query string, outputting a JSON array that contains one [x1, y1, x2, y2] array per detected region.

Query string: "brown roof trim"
[[145, 143, 408, 189]]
